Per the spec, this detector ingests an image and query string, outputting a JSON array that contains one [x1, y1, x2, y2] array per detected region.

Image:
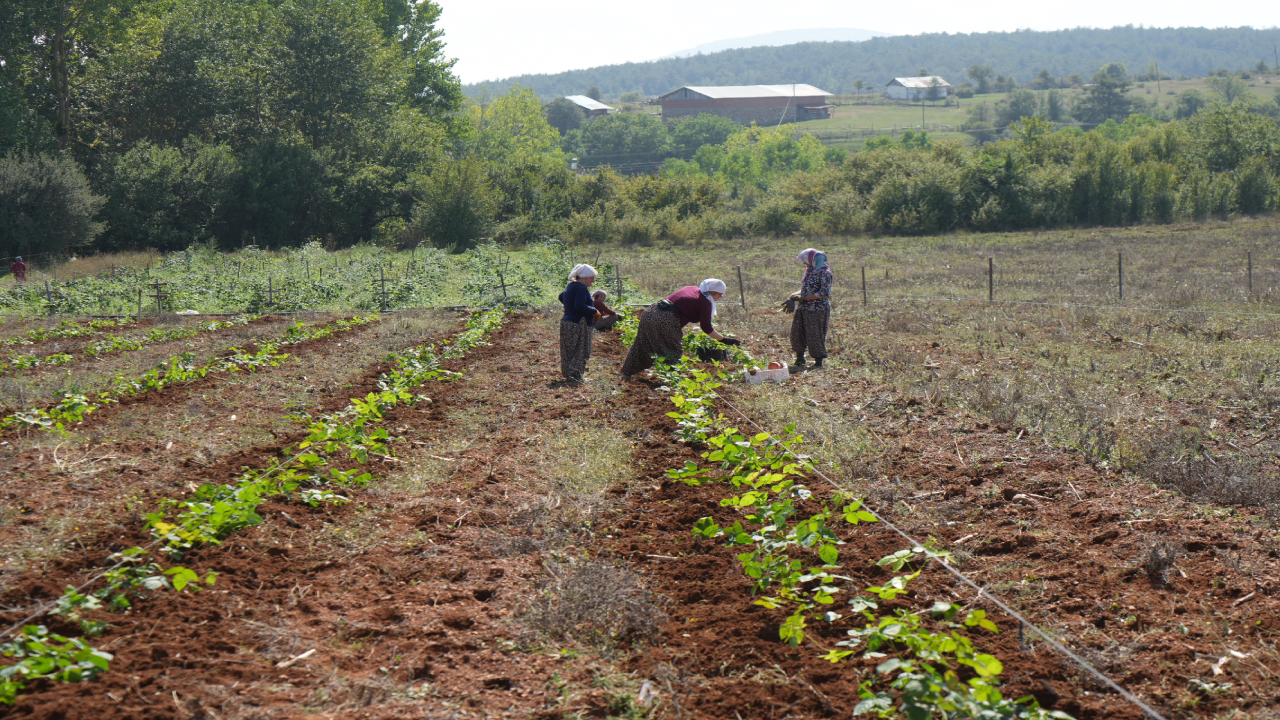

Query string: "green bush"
[[708, 211, 754, 239], [0, 153, 105, 260], [1234, 157, 1276, 215], [751, 196, 801, 236], [94, 140, 238, 252], [1176, 169, 1235, 220], [409, 157, 497, 252]]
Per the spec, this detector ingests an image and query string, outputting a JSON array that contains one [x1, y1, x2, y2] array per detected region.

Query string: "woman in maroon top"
[[621, 279, 727, 378], [592, 290, 621, 331]]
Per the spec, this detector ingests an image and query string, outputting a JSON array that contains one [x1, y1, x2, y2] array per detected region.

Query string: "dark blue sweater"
[[559, 281, 596, 324]]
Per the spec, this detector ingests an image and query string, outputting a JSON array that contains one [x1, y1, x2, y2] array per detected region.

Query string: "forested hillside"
[[464, 26, 1280, 98]]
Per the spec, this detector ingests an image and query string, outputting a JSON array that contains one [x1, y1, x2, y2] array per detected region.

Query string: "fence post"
[[988, 258, 994, 302], [1248, 251, 1253, 296], [1117, 252, 1123, 300], [136, 288, 142, 321], [861, 266, 867, 306], [736, 265, 746, 310], [44, 280, 51, 307], [616, 265, 624, 303]]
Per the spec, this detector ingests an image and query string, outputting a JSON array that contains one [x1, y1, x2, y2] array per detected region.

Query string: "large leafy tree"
[[543, 97, 585, 136], [564, 112, 669, 157], [670, 113, 741, 152], [0, 0, 140, 152], [1074, 63, 1138, 125]]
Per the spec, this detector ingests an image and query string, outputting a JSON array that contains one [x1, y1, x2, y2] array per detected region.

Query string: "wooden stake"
[[736, 265, 746, 310], [1117, 252, 1123, 300], [988, 257, 994, 302], [862, 266, 867, 306], [137, 288, 142, 321], [1248, 251, 1253, 296], [616, 265, 624, 303]]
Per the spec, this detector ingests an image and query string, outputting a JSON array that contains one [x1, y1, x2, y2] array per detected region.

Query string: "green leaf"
[[818, 544, 839, 564]]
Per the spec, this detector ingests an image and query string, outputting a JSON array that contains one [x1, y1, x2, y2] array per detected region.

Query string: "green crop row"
[[1, 318, 133, 347], [1, 315, 374, 436], [0, 309, 506, 704], [83, 316, 255, 358], [653, 357, 1071, 719], [0, 315, 255, 378]]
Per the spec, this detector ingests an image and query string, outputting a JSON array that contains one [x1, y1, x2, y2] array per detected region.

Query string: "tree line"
[[463, 26, 1280, 100], [2, 7, 1279, 262]]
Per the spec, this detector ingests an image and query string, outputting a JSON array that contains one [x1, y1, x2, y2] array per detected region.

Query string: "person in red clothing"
[[591, 290, 621, 331], [10, 257, 26, 283], [620, 279, 727, 378]]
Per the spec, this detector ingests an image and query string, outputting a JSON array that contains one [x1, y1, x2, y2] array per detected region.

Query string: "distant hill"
[[662, 28, 891, 59], [463, 26, 1280, 100]]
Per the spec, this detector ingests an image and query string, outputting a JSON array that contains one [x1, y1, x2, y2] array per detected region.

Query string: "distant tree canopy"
[[670, 114, 742, 151], [543, 97, 586, 136], [463, 26, 1280, 99], [563, 112, 669, 157], [0, 0, 466, 253]]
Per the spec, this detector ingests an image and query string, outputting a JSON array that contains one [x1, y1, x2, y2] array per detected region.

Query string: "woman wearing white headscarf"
[[621, 279, 727, 379], [790, 248, 832, 369], [558, 263, 598, 382]]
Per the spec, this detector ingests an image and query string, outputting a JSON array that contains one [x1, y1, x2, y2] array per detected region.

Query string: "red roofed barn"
[[658, 85, 833, 125]]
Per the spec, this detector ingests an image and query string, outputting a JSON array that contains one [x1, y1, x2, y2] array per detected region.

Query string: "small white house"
[[885, 76, 951, 100]]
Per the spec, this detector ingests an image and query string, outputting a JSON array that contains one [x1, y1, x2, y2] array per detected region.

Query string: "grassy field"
[[6, 217, 1280, 719], [792, 73, 1280, 150]]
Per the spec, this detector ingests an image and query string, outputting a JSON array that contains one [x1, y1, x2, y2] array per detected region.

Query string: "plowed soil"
[[2, 311, 1278, 720]]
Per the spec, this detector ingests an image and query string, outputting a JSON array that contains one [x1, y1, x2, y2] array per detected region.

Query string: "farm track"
[[2, 311, 1279, 718]]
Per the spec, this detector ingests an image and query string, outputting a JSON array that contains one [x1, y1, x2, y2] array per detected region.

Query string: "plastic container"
[[744, 366, 789, 384]]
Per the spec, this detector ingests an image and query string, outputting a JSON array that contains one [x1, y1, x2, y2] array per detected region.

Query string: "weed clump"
[[1138, 430, 1277, 508], [1140, 537, 1182, 585], [526, 560, 663, 650]]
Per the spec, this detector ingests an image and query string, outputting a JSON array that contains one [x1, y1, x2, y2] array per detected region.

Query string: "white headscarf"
[[568, 264, 597, 283], [797, 248, 819, 265], [699, 278, 727, 317]]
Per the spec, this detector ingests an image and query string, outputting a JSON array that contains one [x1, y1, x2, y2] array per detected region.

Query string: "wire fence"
[[610, 251, 1280, 323]]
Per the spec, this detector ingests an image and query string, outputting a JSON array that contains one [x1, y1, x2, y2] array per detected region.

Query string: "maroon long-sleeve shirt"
[[665, 286, 715, 334], [593, 295, 616, 317]]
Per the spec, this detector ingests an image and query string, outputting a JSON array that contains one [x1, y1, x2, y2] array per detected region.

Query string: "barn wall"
[[660, 95, 830, 125], [663, 104, 798, 124]]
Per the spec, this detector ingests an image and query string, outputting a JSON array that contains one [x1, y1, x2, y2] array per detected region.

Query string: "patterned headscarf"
[[797, 248, 828, 273]]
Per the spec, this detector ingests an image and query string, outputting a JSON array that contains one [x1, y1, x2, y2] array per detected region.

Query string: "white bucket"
[[744, 366, 789, 384]]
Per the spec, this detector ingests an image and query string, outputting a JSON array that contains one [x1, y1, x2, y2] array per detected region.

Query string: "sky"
[[437, 0, 1280, 84]]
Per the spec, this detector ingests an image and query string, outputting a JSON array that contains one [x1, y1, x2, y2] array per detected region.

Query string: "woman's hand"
[[790, 291, 802, 299], [708, 330, 726, 341]]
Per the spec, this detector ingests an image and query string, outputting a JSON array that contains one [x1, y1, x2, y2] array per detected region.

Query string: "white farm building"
[[885, 76, 951, 100]]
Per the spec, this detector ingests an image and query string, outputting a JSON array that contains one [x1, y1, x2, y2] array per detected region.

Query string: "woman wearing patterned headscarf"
[[558, 263, 598, 382], [621, 279, 727, 379], [790, 248, 832, 370]]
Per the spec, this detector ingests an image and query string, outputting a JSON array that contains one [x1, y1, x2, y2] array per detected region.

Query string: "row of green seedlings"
[[651, 357, 1071, 719], [2, 316, 256, 375], [1, 316, 374, 437], [0, 308, 507, 704], [1, 319, 133, 347]]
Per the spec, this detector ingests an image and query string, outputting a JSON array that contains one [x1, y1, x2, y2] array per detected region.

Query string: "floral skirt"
[[621, 306, 683, 377], [560, 318, 594, 379], [790, 306, 829, 359]]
